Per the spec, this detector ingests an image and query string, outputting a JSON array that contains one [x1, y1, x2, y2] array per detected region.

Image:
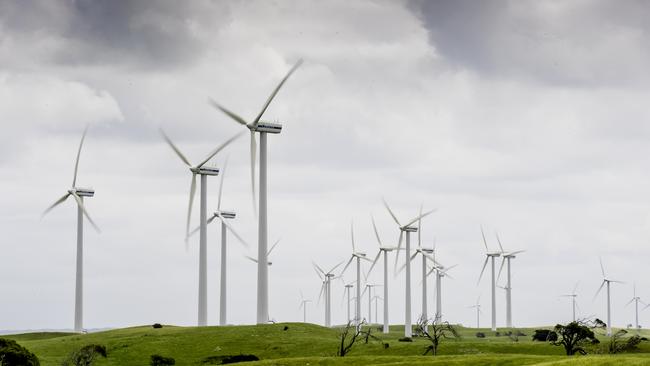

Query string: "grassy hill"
[[5, 323, 650, 365]]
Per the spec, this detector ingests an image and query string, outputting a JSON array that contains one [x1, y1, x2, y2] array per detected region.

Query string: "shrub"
[[475, 332, 486, 338], [398, 337, 413, 342], [494, 331, 501, 337], [0, 338, 40, 366], [201, 354, 259, 364], [150, 354, 175, 365], [283, 326, 289, 331], [152, 323, 163, 329], [608, 330, 648, 354], [551, 321, 600, 355], [532, 329, 557, 342], [61, 344, 107, 366]]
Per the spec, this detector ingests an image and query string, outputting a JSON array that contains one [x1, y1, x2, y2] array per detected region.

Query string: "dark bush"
[[0, 338, 40, 366], [152, 323, 163, 329], [475, 332, 486, 338], [516, 331, 526, 337], [494, 331, 501, 337], [532, 329, 557, 342], [150, 354, 175, 365], [383, 343, 390, 349], [61, 344, 107, 366], [201, 354, 259, 364], [283, 326, 289, 331], [398, 337, 413, 342]]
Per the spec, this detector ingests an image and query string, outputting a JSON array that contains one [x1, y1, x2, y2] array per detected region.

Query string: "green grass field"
[[5, 323, 650, 365]]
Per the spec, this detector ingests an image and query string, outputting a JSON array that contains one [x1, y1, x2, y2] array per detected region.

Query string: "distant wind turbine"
[[362, 284, 381, 324], [314, 261, 343, 327], [477, 227, 503, 331], [560, 282, 580, 322], [209, 59, 303, 324], [340, 221, 372, 327], [160, 129, 242, 326], [495, 233, 525, 328], [469, 296, 482, 329], [299, 291, 311, 323], [42, 126, 100, 333], [383, 199, 434, 337], [625, 284, 646, 332], [594, 257, 623, 336], [342, 283, 354, 323]]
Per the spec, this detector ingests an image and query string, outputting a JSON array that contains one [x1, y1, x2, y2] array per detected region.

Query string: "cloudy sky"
[[2, 0, 650, 331]]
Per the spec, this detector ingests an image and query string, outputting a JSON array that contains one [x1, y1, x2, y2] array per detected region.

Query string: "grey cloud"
[[408, 0, 650, 86], [0, 0, 231, 69]]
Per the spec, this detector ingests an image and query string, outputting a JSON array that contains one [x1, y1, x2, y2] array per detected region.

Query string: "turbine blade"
[[160, 128, 192, 167], [480, 226, 489, 252], [186, 173, 197, 240], [245, 255, 258, 263], [42, 193, 71, 217], [370, 214, 384, 247], [495, 232, 505, 253], [313, 262, 326, 276], [404, 209, 436, 228], [72, 125, 88, 188], [477, 256, 489, 285], [328, 260, 345, 274], [382, 198, 401, 227], [593, 280, 606, 300], [417, 204, 422, 248], [366, 251, 381, 277], [70, 192, 100, 233], [572, 281, 579, 295], [496, 257, 506, 282], [217, 156, 229, 210], [267, 238, 281, 256], [252, 59, 303, 126], [218, 215, 250, 248], [626, 298, 635, 307], [599, 257, 606, 278], [340, 256, 354, 276], [393, 230, 404, 272], [313, 265, 324, 280], [317, 282, 325, 304], [197, 131, 244, 168], [250, 131, 257, 216], [207, 98, 249, 126], [350, 220, 356, 253]]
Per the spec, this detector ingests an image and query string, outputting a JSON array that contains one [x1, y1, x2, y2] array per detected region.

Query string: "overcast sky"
[[2, 0, 650, 331]]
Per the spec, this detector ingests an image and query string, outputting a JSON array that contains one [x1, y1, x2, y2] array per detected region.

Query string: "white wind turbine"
[[209, 60, 303, 324], [245, 238, 281, 321], [427, 261, 457, 323], [299, 291, 311, 323], [382, 199, 434, 338], [314, 261, 343, 327], [469, 296, 482, 329], [341, 283, 354, 323], [495, 233, 525, 328], [594, 257, 623, 336], [367, 215, 400, 333], [188, 158, 249, 325], [477, 227, 503, 331], [42, 127, 100, 333], [372, 295, 383, 325], [340, 221, 372, 327], [362, 284, 381, 323], [560, 282, 580, 322], [625, 284, 646, 332], [160, 129, 242, 326]]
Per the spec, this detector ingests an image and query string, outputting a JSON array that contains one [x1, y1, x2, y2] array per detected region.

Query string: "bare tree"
[[416, 316, 460, 356], [337, 321, 385, 357]]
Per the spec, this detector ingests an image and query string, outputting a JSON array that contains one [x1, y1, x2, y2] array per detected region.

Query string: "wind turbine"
[[367, 215, 399, 333], [626, 284, 646, 332], [341, 283, 354, 323], [314, 261, 343, 327], [477, 227, 503, 331], [495, 233, 525, 328], [161, 129, 242, 326], [594, 257, 623, 336], [299, 291, 311, 323], [42, 127, 100, 333], [427, 262, 456, 323], [382, 199, 434, 338], [188, 158, 249, 325], [399, 208, 437, 324], [560, 282, 579, 322], [362, 284, 381, 324], [340, 221, 372, 327], [469, 296, 482, 329], [245, 239, 281, 320], [209, 60, 303, 324], [372, 295, 383, 325]]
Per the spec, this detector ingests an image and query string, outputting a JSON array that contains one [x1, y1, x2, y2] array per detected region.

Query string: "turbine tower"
[[625, 284, 646, 332], [299, 291, 311, 323], [42, 127, 100, 333], [560, 282, 579, 322], [469, 296, 482, 329], [427, 262, 456, 323], [342, 283, 354, 323], [209, 60, 303, 324], [362, 284, 380, 323], [594, 257, 623, 336], [477, 227, 503, 332], [340, 221, 371, 327], [160, 129, 241, 326], [245, 239, 281, 320], [367, 215, 399, 333], [495, 233, 525, 328], [314, 261, 343, 327], [188, 158, 249, 326], [383, 199, 434, 338]]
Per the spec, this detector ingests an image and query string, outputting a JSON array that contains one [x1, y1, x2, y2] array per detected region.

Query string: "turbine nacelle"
[[191, 166, 220, 176], [217, 210, 236, 219], [353, 252, 367, 258], [70, 187, 95, 197], [252, 121, 283, 134], [402, 226, 418, 233]]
